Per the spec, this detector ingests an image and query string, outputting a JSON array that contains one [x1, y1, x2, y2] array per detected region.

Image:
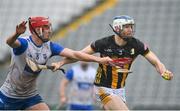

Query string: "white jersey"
[[0, 36, 64, 98], [66, 64, 96, 105]]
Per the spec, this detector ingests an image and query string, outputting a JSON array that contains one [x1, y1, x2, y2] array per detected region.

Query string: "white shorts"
[[94, 86, 126, 105]]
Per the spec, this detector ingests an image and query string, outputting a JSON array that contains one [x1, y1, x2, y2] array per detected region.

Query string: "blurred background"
[[0, 0, 180, 110]]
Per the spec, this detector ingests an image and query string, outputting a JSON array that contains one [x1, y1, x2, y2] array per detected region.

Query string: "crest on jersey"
[[130, 48, 135, 55], [43, 54, 47, 60]]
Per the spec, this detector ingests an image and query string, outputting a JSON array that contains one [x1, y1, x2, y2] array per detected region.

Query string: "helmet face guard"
[[28, 16, 52, 42], [110, 15, 135, 41]]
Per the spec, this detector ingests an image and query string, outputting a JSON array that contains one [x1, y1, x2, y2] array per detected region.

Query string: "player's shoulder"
[[49, 41, 61, 46], [19, 35, 30, 39], [96, 35, 114, 45], [18, 36, 32, 44], [128, 37, 148, 51], [130, 37, 140, 42], [17, 36, 29, 45], [128, 37, 143, 45]]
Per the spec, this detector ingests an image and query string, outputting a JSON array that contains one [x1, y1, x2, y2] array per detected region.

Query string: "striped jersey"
[[91, 35, 149, 89]]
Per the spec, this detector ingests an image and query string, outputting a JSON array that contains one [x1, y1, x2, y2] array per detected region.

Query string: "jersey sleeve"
[[13, 38, 28, 55], [90, 39, 104, 52], [65, 69, 74, 81], [50, 42, 64, 56], [136, 39, 150, 56]]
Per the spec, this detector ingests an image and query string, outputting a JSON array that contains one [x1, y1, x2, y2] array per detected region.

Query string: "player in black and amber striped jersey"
[[91, 35, 149, 89], [52, 15, 173, 110]]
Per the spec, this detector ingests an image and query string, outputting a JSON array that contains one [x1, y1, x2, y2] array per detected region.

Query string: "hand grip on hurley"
[[161, 70, 173, 80], [26, 58, 65, 74]]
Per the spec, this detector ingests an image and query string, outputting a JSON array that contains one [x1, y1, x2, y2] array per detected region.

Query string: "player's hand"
[[161, 70, 173, 80], [51, 61, 64, 72], [98, 56, 112, 65], [16, 21, 27, 35]]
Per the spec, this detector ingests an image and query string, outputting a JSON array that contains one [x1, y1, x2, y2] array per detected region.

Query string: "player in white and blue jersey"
[[60, 62, 96, 110], [0, 16, 112, 110]]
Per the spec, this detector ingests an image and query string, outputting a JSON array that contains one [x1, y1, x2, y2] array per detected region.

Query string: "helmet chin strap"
[[28, 18, 49, 43], [109, 24, 132, 42]]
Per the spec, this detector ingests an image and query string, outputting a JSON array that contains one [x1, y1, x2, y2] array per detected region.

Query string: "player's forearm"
[[60, 48, 101, 63], [59, 81, 68, 97], [145, 51, 166, 74], [155, 62, 166, 74], [149, 58, 166, 74], [60, 87, 66, 98], [6, 32, 20, 48], [61, 57, 78, 66], [73, 51, 100, 63]]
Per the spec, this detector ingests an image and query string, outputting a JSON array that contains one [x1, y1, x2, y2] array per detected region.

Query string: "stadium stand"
[[0, 0, 97, 63], [0, 0, 180, 110]]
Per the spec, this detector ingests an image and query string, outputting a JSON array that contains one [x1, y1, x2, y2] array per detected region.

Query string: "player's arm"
[[6, 21, 27, 48], [59, 69, 73, 105], [59, 45, 95, 65], [59, 78, 69, 105], [144, 51, 173, 80], [59, 45, 98, 62], [81, 44, 96, 54], [51, 44, 107, 71]]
